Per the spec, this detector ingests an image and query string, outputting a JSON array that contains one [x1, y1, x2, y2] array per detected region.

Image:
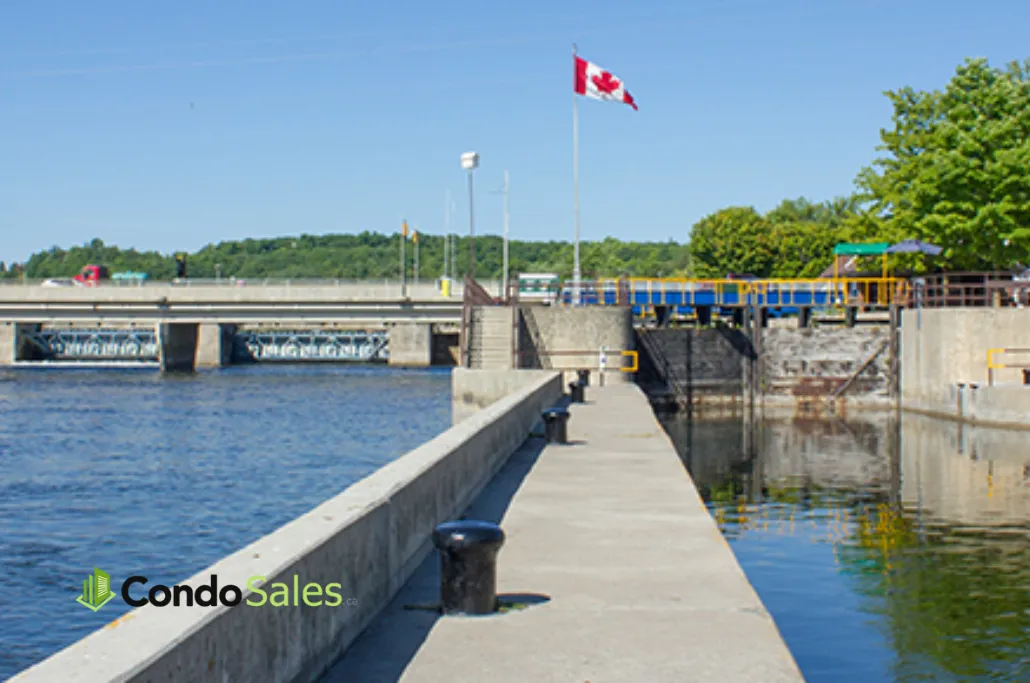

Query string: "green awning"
[[832, 242, 891, 256]]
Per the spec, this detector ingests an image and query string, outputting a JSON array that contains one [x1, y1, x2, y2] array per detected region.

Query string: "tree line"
[[3, 56, 1027, 281]]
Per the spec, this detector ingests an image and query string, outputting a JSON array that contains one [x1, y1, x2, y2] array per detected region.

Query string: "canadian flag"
[[574, 55, 637, 111]]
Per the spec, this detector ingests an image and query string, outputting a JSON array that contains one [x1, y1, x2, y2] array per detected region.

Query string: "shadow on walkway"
[[321, 434, 548, 683]]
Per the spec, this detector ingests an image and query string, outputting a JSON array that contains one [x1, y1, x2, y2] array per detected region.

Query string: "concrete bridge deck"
[[326, 382, 803, 682], [0, 283, 464, 324]]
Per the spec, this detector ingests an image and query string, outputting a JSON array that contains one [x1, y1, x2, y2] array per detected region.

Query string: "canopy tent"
[[832, 242, 891, 256], [884, 239, 943, 256]]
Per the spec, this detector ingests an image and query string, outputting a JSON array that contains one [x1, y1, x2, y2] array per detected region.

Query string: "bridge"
[[0, 280, 471, 370]]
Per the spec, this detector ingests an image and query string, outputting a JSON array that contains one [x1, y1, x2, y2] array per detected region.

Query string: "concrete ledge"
[[904, 384, 1030, 430], [12, 371, 562, 683], [451, 368, 559, 423]]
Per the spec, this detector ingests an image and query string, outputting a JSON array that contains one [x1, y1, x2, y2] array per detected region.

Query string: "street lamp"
[[461, 151, 479, 279]]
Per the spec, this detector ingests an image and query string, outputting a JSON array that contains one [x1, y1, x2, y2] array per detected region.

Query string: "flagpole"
[[572, 43, 581, 305]]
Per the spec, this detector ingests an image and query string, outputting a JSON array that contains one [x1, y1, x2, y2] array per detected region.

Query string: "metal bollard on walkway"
[[542, 407, 570, 444], [578, 368, 590, 387], [432, 520, 506, 615], [568, 380, 585, 403]]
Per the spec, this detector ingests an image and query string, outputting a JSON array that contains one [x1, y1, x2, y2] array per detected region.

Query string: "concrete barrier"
[[451, 368, 558, 424], [12, 370, 562, 683]]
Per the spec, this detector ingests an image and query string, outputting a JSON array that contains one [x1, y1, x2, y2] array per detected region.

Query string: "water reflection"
[[661, 410, 1030, 683]]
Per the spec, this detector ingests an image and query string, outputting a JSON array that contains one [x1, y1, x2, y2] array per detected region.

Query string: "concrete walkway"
[[324, 382, 804, 683]]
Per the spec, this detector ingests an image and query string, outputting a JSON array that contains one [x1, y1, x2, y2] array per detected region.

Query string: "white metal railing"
[[0, 278, 498, 291]]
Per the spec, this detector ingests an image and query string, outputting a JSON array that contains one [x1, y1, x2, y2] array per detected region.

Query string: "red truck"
[[72, 264, 111, 286]]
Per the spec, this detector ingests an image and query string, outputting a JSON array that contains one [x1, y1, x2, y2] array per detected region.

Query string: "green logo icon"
[[76, 567, 114, 612]]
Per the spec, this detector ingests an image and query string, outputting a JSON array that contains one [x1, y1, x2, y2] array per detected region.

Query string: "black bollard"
[[568, 380, 585, 403], [577, 369, 590, 387], [542, 407, 570, 444], [432, 520, 506, 615]]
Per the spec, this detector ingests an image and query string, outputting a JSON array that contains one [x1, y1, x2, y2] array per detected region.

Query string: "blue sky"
[[2, 0, 1028, 263]]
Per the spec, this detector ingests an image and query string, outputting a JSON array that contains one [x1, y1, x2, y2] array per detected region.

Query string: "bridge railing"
[[907, 272, 1030, 308], [0, 277, 483, 289], [553, 276, 909, 309]]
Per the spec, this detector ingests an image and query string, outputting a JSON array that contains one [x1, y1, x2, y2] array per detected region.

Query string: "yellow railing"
[[986, 348, 1030, 386], [621, 350, 638, 373], [615, 276, 908, 308]]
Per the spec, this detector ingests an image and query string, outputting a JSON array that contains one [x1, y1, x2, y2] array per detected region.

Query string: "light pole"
[[461, 151, 479, 279]]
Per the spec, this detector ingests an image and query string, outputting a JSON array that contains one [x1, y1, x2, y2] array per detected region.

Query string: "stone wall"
[[759, 327, 893, 405]]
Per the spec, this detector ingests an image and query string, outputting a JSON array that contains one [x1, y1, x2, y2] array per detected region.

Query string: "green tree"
[[688, 206, 778, 278], [853, 57, 1030, 270]]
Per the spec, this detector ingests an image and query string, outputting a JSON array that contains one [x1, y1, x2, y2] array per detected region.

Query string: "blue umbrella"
[[885, 239, 943, 255]]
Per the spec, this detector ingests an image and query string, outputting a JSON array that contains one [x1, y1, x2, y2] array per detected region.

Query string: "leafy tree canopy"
[[851, 57, 1030, 271]]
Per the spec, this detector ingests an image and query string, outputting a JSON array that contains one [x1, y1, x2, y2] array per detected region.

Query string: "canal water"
[[662, 410, 1030, 683], [0, 365, 452, 679]]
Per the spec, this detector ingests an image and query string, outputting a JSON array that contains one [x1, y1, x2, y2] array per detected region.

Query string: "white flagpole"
[[572, 43, 581, 306]]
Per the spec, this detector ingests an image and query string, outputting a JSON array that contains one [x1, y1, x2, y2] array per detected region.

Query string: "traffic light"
[[175, 254, 187, 279]]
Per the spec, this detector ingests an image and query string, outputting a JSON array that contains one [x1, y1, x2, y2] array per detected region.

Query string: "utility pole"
[[400, 220, 408, 297]]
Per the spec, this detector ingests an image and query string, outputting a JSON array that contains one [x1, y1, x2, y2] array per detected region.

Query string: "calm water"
[[662, 411, 1030, 682], [0, 364, 451, 679]]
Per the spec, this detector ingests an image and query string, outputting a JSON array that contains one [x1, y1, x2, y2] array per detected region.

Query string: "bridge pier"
[[196, 323, 236, 368], [388, 322, 433, 367], [0, 323, 42, 364], [157, 323, 199, 372]]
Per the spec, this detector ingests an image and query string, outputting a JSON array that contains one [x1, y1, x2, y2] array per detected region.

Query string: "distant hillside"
[[1, 234, 693, 281]]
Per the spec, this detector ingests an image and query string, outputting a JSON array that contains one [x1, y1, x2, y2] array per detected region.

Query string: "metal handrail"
[[514, 347, 638, 372], [986, 348, 1030, 386]]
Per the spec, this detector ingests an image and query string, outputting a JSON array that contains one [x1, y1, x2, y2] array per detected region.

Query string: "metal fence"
[[906, 272, 1030, 308]]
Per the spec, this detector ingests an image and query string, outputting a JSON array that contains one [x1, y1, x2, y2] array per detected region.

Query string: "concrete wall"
[[157, 323, 198, 372], [12, 371, 562, 683], [901, 309, 1030, 427], [518, 305, 634, 384], [451, 368, 559, 424], [387, 323, 432, 367]]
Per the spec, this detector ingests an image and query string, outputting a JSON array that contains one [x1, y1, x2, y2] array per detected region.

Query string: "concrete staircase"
[[468, 306, 514, 369]]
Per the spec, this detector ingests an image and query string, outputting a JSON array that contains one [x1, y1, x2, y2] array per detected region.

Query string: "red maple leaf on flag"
[[591, 71, 620, 94]]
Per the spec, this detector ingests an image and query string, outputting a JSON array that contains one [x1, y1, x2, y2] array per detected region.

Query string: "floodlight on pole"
[[461, 152, 479, 279]]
